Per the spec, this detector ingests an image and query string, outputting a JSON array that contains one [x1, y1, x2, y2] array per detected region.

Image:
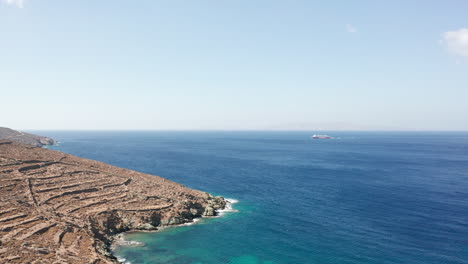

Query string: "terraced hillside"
[[0, 140, 226, 264]]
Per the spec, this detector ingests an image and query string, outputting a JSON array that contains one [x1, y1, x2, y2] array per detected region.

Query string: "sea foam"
[[217, 198, 239, 216]]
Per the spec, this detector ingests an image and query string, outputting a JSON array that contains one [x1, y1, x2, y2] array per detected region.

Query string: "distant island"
[[0, 129, 227, 263], [0, 127, 56, 147]]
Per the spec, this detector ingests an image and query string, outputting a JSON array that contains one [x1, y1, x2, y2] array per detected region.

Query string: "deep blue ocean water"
[[42, 131, 468, 264]]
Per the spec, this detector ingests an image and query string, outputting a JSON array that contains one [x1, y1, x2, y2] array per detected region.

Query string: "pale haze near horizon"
[[1, 0, 468, 131]]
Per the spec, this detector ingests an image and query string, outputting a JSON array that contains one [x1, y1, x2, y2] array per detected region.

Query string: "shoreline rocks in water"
[[203, 195, 227, 216], [0, 140, 227, 263], [112, 234, 145, 248]]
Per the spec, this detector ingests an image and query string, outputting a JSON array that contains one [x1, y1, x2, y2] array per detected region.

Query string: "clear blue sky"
[[1, 0, 467, 130]]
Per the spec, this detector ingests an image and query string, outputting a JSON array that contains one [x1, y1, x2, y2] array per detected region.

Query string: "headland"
[[0, 139, 226, 263], [0, 127, 56, 147]]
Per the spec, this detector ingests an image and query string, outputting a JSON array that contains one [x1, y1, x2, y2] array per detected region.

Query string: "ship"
[[311, 134, 332, 139]]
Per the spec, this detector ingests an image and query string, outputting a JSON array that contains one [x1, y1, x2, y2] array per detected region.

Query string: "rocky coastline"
[[0, 127, 56, 147], [0, 140, 227, 263]]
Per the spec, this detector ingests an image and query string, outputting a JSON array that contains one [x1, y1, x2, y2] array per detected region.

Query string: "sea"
[[42, 131, 468, 264]]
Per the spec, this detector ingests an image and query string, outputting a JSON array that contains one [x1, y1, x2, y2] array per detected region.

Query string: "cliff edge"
[[0, 140, 226, 264]]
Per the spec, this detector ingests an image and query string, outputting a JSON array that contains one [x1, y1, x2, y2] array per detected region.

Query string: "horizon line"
[[23, 128, 468, 132]]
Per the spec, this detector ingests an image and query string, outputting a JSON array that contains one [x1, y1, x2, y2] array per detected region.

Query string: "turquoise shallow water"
[[115, 207, 262, 264], [44, 131, 468, 264]]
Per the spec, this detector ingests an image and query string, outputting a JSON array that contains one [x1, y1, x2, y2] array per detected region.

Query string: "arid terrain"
[[0, 127, 56, 147], [0, 140, 226, 263]]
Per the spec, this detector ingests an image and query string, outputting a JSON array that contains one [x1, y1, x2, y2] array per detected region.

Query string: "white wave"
[[116, 256, 133, 264], [216, 198, 239, 216], [112, 234, 144, 250], [126, 240, 144, 246], [116, 256, 129, 263], [181, 217, 202, 226], [226, 198, 239, 204]]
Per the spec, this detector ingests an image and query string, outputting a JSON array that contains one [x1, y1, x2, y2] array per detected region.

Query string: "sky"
[[1, 0, 468, 130]]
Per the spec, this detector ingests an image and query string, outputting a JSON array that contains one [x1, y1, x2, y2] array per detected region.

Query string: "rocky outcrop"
[[203, 195, 227, 216], [0, 127, 56, 147], [0, 140, 226, 264]]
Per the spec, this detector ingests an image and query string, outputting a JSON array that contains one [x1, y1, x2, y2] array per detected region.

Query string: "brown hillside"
[[0, 140, 225, 264]]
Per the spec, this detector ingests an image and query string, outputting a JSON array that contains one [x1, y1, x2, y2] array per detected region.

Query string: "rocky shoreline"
[[110, 198, 233, 249], [0, 140, 228, 263], [102, 193, 228, 263]]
